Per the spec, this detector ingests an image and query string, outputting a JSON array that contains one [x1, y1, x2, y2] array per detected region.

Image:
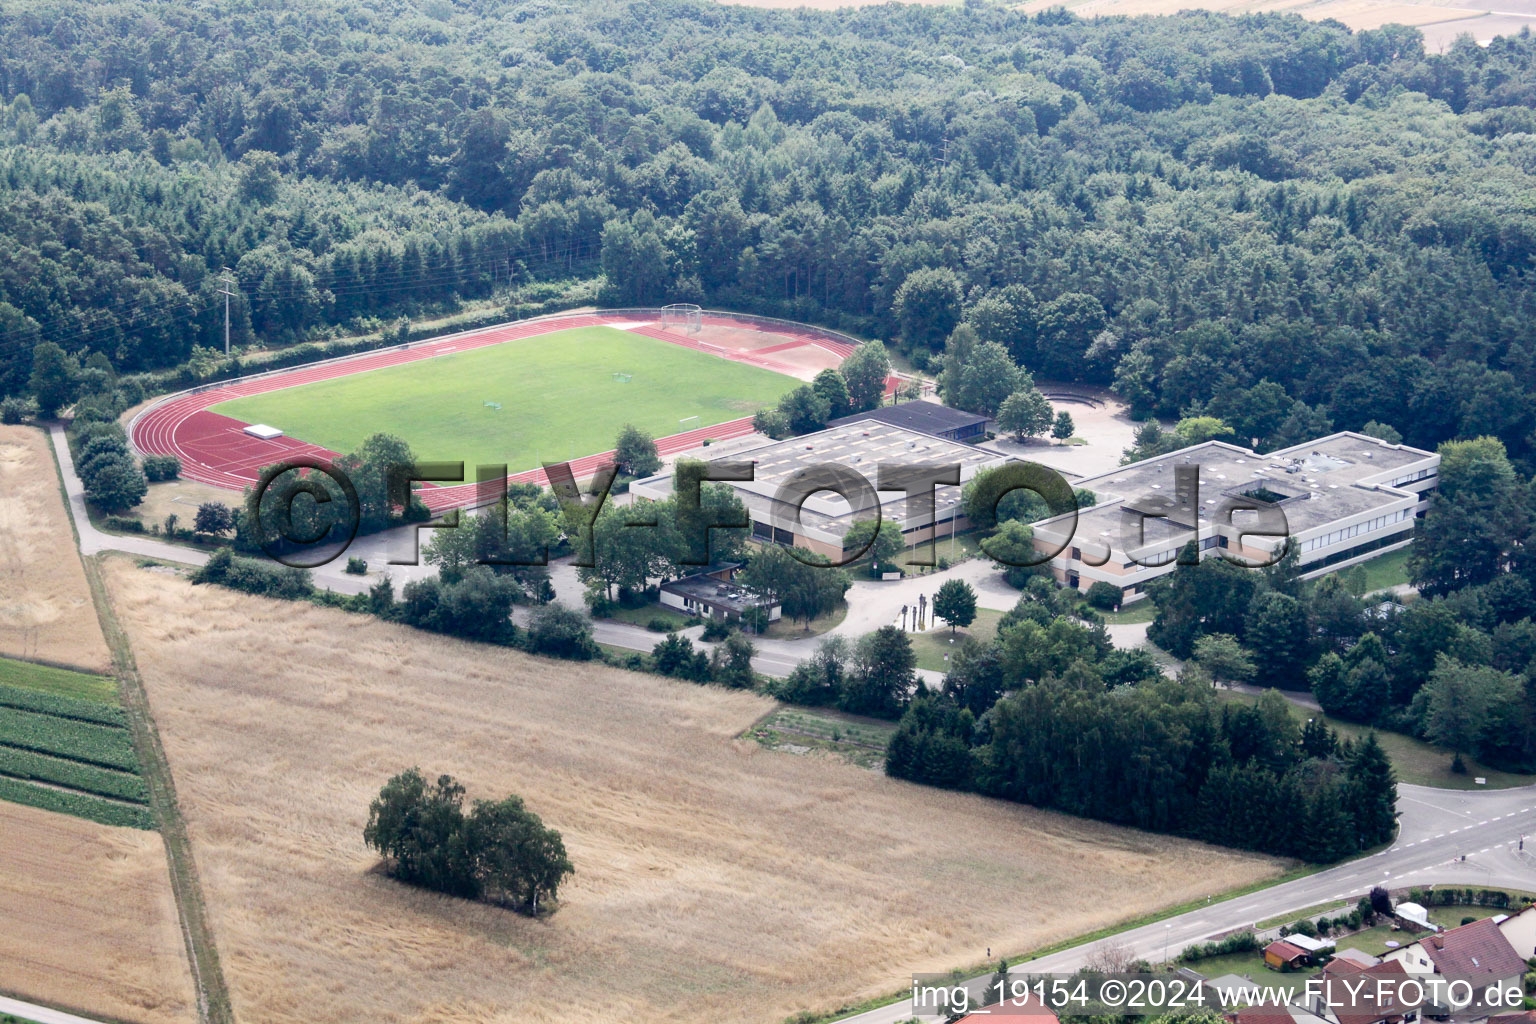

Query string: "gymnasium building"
[[1031, 431, 1439, 604]]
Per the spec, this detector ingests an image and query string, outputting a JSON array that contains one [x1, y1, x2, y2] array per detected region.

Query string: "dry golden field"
[[106, 560, 1288, 1024], [0, 800, 196, 1023], [0, 424, 111, 672]]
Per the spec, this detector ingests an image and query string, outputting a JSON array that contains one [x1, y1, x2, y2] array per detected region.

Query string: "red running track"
[[130, 311, 874, 513]]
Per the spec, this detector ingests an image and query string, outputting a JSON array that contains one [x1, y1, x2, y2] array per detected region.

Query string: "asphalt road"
[[835, 782, 1536, 1024], [0, 993, 115, 1024]]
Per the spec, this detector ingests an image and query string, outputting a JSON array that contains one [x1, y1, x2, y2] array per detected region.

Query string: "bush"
[[525, 603, 599, 660], [1085, 580, 1122, 610], [0, 396, 33, 424], [191, 547, 315, 600], [646, 616, 677, 632], [82, 455, 148, 512], [399, 568, 518, 643], [345, 557, 368, 575], [652, 633, 709, 680], [709, 632, 757, 688], [141, 454, 181, 481], [700, 617, 734, 641], [584, 588, 616, 618], [102, 515, 146, 533], [1177, 931, 1259, 962]]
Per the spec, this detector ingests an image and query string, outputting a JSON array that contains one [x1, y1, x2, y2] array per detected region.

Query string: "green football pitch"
[[210, 326, 800, 472]]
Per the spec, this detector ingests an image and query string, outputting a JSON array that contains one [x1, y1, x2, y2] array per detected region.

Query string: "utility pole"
[[218, 268, 236, 356]]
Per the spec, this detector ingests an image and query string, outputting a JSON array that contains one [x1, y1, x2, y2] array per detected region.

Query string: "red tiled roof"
[[1266, 940, 1310, 962], [1234, 1001, 1297, 1024], [1489, 1011, 1536, 1024], [1317, 959, 1411, 1024], [1420, 917, 1528, 981]]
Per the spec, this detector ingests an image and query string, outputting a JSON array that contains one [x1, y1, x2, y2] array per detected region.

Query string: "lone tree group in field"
[[364, 768, 573, 916]]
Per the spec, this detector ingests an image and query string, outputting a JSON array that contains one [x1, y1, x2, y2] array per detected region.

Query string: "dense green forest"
[[5, 0, 1536, 469]]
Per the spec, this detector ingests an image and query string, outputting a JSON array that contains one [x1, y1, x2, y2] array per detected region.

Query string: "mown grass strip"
[[0, 745, 147, 803], [0, 681, 126, 726], [0, 656, 116, 703], [0, 775, 152, 829], [0, 708, 138, 771]]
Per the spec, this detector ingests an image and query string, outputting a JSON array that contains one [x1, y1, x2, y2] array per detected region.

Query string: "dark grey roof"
[[827, 402, 988, 437]]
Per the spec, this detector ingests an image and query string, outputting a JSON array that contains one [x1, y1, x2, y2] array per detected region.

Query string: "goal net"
[[660, 302, 702, 333]]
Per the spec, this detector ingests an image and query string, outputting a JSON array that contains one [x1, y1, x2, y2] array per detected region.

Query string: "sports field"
[[209, 325, 799, 471]]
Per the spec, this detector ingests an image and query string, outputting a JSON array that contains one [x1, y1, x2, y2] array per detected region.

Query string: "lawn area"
[[1178, 950, 1310, 999], [1357, 548, 1412, 594], [0, 656, 116, 702], [1424, 901, 1535, 928], [910, 609, 1005, 673], [760, 602, 848, 639], [1216, 689, 1536, 790], [1309, 547, 1413, 596], [745, 706, 898, 769], [895, 530, 987, 569], [210, 325, 800, 471], [1099, 599, 1158, 624], [603, 601, 695, 632]]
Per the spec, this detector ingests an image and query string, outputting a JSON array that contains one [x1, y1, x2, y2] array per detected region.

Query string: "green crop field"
[[0, 656, 117, 702], [0, 657, 152, 829], [211, 325, 802, 472]]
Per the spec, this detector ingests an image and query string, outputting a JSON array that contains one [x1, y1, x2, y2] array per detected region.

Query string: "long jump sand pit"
[[0, 800, 196, 1024], [106, 560, 1288, 1024], [0, 425, 111, 672]]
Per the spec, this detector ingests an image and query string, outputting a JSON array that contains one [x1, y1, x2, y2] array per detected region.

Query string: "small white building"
[[1394, 902, 1436, 932], [1286, 934, 1337, 956], [659, 568, 780, 629]]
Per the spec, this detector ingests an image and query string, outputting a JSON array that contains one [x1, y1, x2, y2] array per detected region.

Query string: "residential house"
[[1306, 957, 1416, 1024], [1381, 915, 1528, 1014], [1231, 1002, 1334, 1024], [1497, 904, 1536, 960]]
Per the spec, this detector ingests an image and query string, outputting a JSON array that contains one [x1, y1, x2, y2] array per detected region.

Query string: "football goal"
[[613, 371, 633, 383], [660, 302, 702, 333]]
